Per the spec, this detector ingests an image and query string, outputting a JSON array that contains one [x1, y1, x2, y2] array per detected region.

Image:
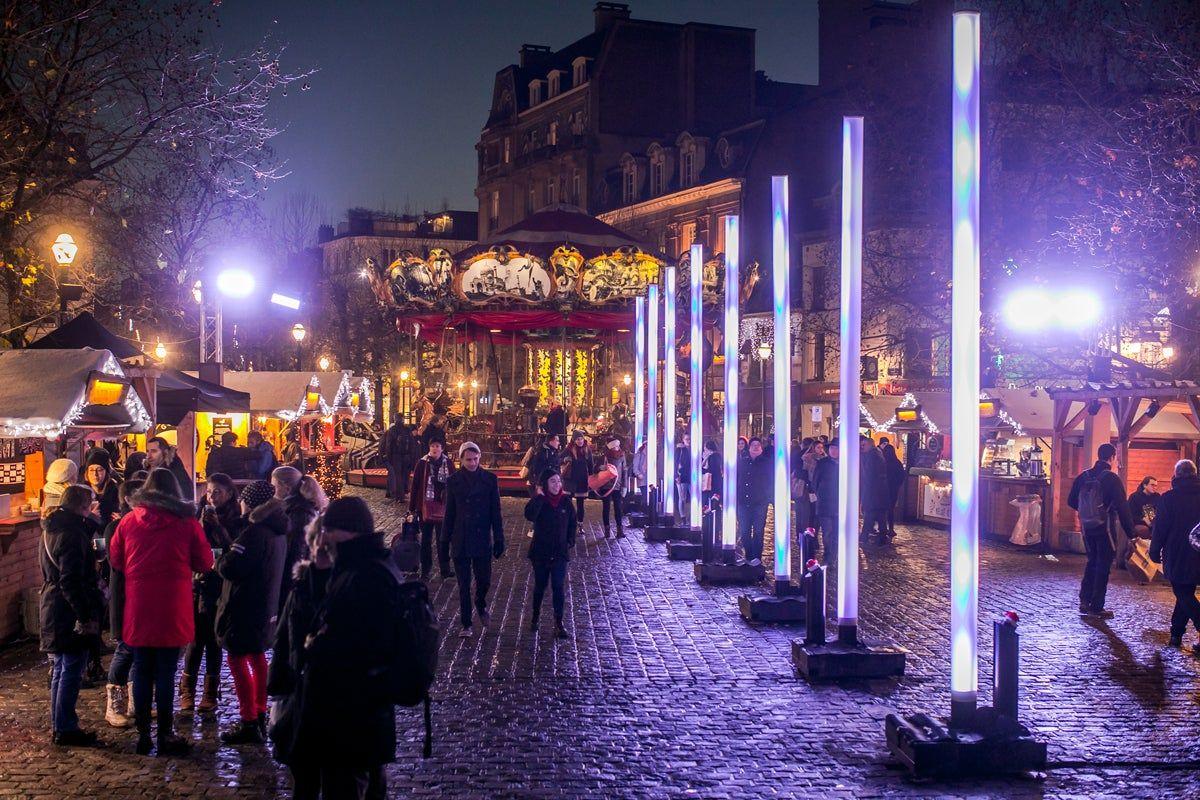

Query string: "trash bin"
[[1009, 494, 1042, 546]]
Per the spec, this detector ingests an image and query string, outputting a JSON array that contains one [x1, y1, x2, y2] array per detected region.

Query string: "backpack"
[[1077, 470, 1108, 531], [378, 561, 440, 757]]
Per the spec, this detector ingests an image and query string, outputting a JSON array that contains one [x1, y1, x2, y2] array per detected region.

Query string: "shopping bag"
[[588, 464, 620, 495], [1126, 537, 1160, 584]]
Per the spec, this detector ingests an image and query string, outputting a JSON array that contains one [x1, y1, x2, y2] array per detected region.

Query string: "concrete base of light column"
[[738, 592, 807, 624], [643, 522, 689, 543], [694, 559, 765, 586], [666, 533, 703, 560], [627, 512, 650, 528], [792, 636, 907, 680], [884, 707, 1047, 779]]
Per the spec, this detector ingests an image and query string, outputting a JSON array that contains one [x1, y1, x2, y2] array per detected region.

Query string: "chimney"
[[519, 44, 552, 68], [594, 2, 631, 32]]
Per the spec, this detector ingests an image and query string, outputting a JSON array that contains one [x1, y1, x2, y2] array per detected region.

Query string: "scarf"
[[546, 489, 566, 508]]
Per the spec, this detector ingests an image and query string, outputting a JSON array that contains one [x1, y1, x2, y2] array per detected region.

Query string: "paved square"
[[1, 488, 1198, 798]]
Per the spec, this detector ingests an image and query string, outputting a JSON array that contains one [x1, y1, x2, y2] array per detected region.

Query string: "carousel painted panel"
[[368, 248, 454, 307], [455, 246, 556, 304], [580, 247, 662, 304]]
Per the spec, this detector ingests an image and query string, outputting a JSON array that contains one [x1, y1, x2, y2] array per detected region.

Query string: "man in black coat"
[[40, 485, 104, 747], [1149, 459, 1200, 648], [859, 436, 891, 544], [812, 440, 840, 566], [147, 435, 195, 503], [299, 496, 398, 798], [443, 441, 505, 636], [544, 398, 567, 441], [1067, 443, 1136, 618], [380, 419, 417, 501], [738, 437, 774, 566]]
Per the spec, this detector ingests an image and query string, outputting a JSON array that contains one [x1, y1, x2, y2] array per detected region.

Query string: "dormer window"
[[529, 79, 544, 107], [572, 56, 590, 87], [548, 70, 563, 98], [676, 132, 707, 188], [620, 153, 640, 204], [647, 143, 673, 197]]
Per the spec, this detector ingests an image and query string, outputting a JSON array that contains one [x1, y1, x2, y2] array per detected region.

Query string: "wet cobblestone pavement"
[[1, 487, 1199, 798]]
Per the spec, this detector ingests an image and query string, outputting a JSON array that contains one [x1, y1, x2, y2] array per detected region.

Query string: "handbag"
[[589, 464, 620, 495], [1127, 537, 1160, 584]]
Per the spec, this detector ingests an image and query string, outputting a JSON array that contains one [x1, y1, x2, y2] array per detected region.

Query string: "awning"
[[155, 370, 251, 426], [28, 311, 145, 360]]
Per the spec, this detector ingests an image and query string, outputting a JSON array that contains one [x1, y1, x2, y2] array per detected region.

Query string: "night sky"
[[211, 0, 819, 223]]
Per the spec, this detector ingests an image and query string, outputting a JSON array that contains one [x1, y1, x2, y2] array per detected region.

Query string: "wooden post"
[[1048, 398, 1068, 550]]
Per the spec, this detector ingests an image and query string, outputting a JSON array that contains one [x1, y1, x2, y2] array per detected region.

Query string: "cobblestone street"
[[2, 487, 1199, 798]]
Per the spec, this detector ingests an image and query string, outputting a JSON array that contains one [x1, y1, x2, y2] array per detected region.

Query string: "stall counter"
[[906, 468, 1049, 544]]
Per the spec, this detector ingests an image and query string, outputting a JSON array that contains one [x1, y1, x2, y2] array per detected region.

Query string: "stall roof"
[[0, 348, 151, 437], [28, 311, 145, 360], [203, 372, 359, 414], [156, 371, 250, 426]]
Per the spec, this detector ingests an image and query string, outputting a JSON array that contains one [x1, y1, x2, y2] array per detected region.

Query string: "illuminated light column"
[[771, 175, 792, 586], [647, 285, 660, 502], [950, 9, 981, 726], [722, 217, 740, 552], [635, 297, 646, 457], [837, 117, 864, 644], [663, 265, 677, 516], [689, 244, 704, 530]]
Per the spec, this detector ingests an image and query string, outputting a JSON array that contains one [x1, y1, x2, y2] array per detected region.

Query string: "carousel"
[[364, 204, 722, 471]]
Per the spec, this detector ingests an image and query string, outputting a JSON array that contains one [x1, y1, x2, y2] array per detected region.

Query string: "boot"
[[196, 674, 219, 713], [105, 684, 132, 728], [603, 525, 612, 540], [220, 720, 263, 745], [177, 673, 196, 714]]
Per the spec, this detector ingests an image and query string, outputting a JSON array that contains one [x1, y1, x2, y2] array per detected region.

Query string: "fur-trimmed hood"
[[248, 496, 288, 534], [131, 489, 195, 518]]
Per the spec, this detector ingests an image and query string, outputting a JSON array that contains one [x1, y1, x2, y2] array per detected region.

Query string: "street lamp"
[[291, 323, 307, 370], [51, 233, 78, 265], [154, 340, 167, 361], [318, 355, 331, 371], [756, 340, 771, 433]]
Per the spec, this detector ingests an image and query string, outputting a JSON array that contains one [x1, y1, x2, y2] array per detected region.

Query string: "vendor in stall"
[[1128, 475, 1160, 540]]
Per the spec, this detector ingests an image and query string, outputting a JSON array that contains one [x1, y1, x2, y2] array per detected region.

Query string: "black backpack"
[[378, 561, 440, 757], [1077, 470, 1108, 531]]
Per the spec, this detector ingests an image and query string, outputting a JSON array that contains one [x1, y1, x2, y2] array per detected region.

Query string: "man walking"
[[859, 436, 890, 544], [812, 440, 839, 566], [380, 418, 417, 502], [443, 442, 505, 636], [1068, 443, 1136, 618], [738, 437, 773, 566]]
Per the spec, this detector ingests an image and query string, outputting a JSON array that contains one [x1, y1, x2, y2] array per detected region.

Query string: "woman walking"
[[102, 477, 143, 728], [1150, 459, 1200, 652], [41, 484, 105, 747], [525, 468, 576, 638], [598, 438, 627, 539], [180, 473, 244, 714], [409, 439, 455, 580], [109, 468, 212, 756], [216, 480, 288, 744], [563, 430, 594, 523]]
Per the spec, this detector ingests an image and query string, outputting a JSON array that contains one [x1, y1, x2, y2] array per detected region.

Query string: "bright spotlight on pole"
[[1056, 290, 1101, 329], [216, 268, 256, 299], [271, 292, 302, 310], [1001, 289, 1052, 331]]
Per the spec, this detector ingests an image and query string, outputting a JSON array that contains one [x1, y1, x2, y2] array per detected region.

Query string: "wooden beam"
[[1053, 398, 1071, 431], [1127, 410, 1157, 440], [1047, 385, 1197, 402], [1116, 396, 1142, 441], [1059, 403, 1090, 434], [1188, 395, 1200, 427]]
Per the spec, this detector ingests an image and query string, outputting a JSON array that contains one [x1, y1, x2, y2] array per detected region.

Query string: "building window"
[[529, 80, 542, 107], [572, 57, 588, 87], [431, 215, 451, 234], [490, 191, 500, 223], [680, 221, 696, 257], [548, 121, 558, 146], [503, 137, 511, 164], [622, 169, 636, 204], [527, 184, 537, 214], [548, 71, 561, 98], [810, 265, 828, 311], [571, 170, 581, 205], [681, 150, 695, 188], [570, 110, 585, 136], [812, 333, 826, 381], [546, 177, 558, 205], [903, 330, 934, 379], [650, 160, 664, 196]]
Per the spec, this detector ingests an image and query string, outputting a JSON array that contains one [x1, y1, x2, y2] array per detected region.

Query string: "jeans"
[[531, 560, 567, 622], [291, 763, 386, 800], [50, 651, 87, 734], [419, 522, 450, 576], [108, 640, 134, 685], [183, 606, 221, 681], [1170, 583, 1200, 639], [1079, 528, 1116, 611], [227, 651, 268, 722], [818, 515, 838, 567], [738, 501, 769, 562], [574, 495, 587, 523], [455, 556, 492, 628], [601, 493, 624, 534], [132, 646, 180, 738]]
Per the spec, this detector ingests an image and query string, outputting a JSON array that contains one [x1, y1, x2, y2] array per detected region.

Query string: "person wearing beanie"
[[443, 441, 504, 636], [598, 438, 628, 540], [41, 458, 79, 518], [524, 468, 576, 638], [84, 448, 121, 526], [293, 495, 397, 797], [109, 468, 212, 756], [562, 430, 594, 524], [215, 480, 288, 745]]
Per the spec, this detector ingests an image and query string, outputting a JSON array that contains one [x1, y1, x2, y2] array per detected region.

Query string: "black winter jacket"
[[739, 452, 774, 507], [302, 534, 400, 769], [1067, 461, 1136, 538], [1150, 474, 1200, 585], [524, 494, 577, 563], [40, 509, 103, 653], [860, 446, 891, 512], [812, 456, 840, 518], [267, 560, 331, 765], [528, 445, 562, 485], [563, 444, 594, 495], [280, 491, 320, 616], [197, 499, 244, 617], [444, 467, 505, 559], [215, 499, 288, 654]]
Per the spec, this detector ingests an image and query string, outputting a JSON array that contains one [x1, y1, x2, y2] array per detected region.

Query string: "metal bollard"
[[701, 497, 718, 563], [800, 528, 816, 564], [648, 485, 659, 526], [993, 617, 1020, 720], [804, 564, 827, 645]]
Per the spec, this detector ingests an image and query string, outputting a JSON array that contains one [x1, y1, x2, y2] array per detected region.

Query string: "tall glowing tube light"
[[771, 176, 792, 583], [647, 285, 660, 500], [722, 217, 740, 551], [837, 117, 864, 642], [635, 297, 646, 457], [950, 10, 981, 724], [663, 266, 677, 516], [689, 244, 704, 530]]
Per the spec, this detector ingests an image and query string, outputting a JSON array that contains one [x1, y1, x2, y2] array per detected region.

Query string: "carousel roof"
[[455, 204, 669, 262]]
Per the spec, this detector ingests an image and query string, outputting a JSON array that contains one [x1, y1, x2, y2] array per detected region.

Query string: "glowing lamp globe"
[[291, 323, 307, 343], [52, 233, 78, 265], [318, 356, 331, 371]]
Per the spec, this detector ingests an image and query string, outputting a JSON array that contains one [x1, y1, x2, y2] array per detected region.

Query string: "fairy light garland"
[[279, 375, 332, 422], [0, 351, 151, 438], [875, 392, 940, 435], [832, 401, 883, 432]]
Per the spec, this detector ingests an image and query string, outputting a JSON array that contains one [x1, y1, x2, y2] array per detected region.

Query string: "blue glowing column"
[[722, 217, 740, 551], [837, 117, 864, 644], [663, 266, 677, 517], [647, 285, 660, 504], [771, 176, 792, 586], [689, 245, 704, 530], [950, 9, 981, 726], [635, 297, 646, 459]]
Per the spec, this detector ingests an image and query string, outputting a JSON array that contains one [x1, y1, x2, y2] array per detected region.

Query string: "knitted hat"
[[459, 441, 480, 458], [571, 429, 586, 441], [538, 467, 560, 487], [85, 448, 111, 470], [607, 438, 621, 451], [322, 495, 375, 537], [45, 458, 79, 485], [239, 480, 275, 510]]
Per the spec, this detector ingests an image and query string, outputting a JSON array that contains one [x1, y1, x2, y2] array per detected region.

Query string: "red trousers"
[[227, 652, 268, 722]]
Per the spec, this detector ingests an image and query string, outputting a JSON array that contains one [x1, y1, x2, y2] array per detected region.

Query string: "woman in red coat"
[[109, 468, 211, 757]]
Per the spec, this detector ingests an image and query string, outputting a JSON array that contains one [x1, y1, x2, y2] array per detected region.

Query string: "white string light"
[[0, 351, 151, 438], [279, 374, 332, 421], [875, 392, 940, 435]]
